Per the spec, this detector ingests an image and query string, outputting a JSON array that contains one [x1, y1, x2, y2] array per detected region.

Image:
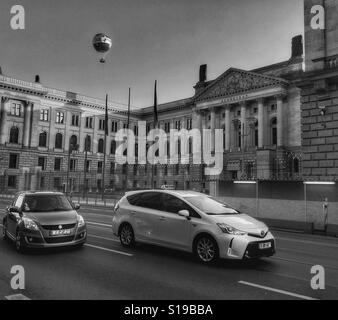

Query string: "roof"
[[125, 189, 204, 197]]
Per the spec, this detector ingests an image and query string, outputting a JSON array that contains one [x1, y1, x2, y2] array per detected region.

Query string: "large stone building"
[[0, 0, 337, 195]]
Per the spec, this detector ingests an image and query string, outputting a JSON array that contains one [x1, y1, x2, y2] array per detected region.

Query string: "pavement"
[[0, 199, 337, 300]]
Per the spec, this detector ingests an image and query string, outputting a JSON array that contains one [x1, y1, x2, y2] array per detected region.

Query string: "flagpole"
[[101, 94, 108, 200], [151, 80, 158, 189]]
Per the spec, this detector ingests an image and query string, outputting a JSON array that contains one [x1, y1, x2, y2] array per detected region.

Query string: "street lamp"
[[66, 142, 79, 196]]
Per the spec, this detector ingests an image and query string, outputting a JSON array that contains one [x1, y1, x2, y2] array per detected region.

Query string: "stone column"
[[276, 95, 284, 147], [0, 97, 9, 145], [48, 108, 55, 149], [225, 105, 231, 150], [240, 102, 246, 150], [257, 98, 264, 148], [23, 101, 32, 148]]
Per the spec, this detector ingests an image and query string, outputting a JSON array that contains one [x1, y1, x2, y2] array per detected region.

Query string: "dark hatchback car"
[[2, 191, 87, 253]]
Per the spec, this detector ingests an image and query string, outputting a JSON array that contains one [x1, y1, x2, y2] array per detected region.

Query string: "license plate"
[[50, 229, 71, 236], [259, 242, 271, 250]]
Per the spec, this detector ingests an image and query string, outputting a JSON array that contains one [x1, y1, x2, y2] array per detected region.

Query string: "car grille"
[[42, 223, 76, 230], [44, 236, 75, 244], [245, 240, 275, 259]]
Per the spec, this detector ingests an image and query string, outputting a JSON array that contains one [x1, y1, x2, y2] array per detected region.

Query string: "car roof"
[[15, 191, 65, 196], [124, 189, 205, 198]]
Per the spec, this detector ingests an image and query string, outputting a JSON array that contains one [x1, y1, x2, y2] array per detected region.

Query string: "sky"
[[0, 0, 304, 109]]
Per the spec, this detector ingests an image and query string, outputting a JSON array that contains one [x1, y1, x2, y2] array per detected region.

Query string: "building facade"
[[1, 0, 338, 195]]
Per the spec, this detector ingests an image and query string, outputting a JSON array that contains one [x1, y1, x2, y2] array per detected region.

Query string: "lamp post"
[[83, 135, 90, 199], [66, 142, 79, 196]]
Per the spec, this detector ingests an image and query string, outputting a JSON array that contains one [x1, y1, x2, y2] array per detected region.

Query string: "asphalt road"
[[0, 200, 337, 300]]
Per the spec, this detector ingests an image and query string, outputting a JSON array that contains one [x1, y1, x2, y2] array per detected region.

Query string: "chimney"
[[199, 64, 207, 83], [291, 35, 303, 59], [35, 75, 40, 83]]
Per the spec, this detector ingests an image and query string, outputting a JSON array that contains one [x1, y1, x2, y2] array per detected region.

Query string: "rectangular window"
[[85, 117, 93, 129], [10, 103, 21, 116], [99, 119, 105, 131], [71, 114, 80, 126], [7, 176, 17, 188], [86, 160, 91, 173], [56, 112, 64, 124], [38, 157, 46, 170], [40, 109, 49, 121], [175, 121, 181, 130], [186, 118, 192, 130], [54, 158, 62, 171], [97, 161, 103, 173], [70, 159, 76, 172], [123, 123, 127, 129], [111, 121, 118, 132], [9, 154, 19, 169], [134, 125, 138, 136], [164, 122, 170, 133]]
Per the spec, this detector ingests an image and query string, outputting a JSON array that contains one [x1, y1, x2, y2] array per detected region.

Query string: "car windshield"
[[23, 194, 73, 212], [184, 196, 240, 215]]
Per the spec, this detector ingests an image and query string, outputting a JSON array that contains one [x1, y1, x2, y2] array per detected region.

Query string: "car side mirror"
[[73, 203, 80, 210], [178, 210, 190, 219], [8, 206, 22, 215]]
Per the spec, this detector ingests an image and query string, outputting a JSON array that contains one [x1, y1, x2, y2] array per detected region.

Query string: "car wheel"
[[15, 233, 26, 254], [119, 224, 135, 247], [195, 235, 219, 264], [2, 221, 8, 240]]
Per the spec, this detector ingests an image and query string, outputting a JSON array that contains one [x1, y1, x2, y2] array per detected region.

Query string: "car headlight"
[[77, 215, 85, 227], [217, 223, 247, 236], [22, 218, 39, 231]]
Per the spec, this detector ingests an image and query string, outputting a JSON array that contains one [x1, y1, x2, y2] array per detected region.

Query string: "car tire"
[[2, 221, 8, 240], [15, 232, 26, 254], [119, 223, 135, 247], [194, 235, 219, 264]]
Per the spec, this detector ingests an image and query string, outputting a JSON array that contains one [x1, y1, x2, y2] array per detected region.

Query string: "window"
[[164, 122, 170, 133], [38, 157, 46, 170], [71, 114, 80, 126], [9, 127, 19, 144], [110, 162, 115, 174], [164, 165, 168, 176], [237, 123, 242, 149], [123, 123, 127, 129], [237, 110, 241, 117], [9, 154, 19, 169], [162, 194, 198, 216], [253, 107, 258, 114], [146, 124, 151, 134], [254, 121, 259, 147], [70, 159, 77, 172], [85, 160, 91, 173], [69, 135, 78, 150], [99, 119, 105, 131], [56, 112, 64, 124], [175, 120, 181, 130], [38, 132, 47, 147], [186, 118, 192, 130], [55, 133, 63, 149], [40, 109, 49, 121], [135, 143, 138, 157], [111, 121, 118, 132], [54, 158, 62, 171], [10, 103, 21, 116], [271, 118, 277, 145], [111, 140, 116, 154], [293, 158, 300, 174], [271, 104, 277, 112], [175, 164, 179, 175], [98, 139, 104, 153], [134, 125, 138, 136], [128, 192, 163, 210], [84, 135, 91, 152], [97, 161, 103, 173], [85, 117, 93, 129], [8, 176, 17, 188]]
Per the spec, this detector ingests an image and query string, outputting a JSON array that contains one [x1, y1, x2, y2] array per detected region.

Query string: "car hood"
[[211, 213, 268, 236], [24, 210, 78, 226]]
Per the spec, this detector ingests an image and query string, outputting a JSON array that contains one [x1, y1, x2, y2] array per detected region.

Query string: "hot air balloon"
[[92, 33, 112, 63]]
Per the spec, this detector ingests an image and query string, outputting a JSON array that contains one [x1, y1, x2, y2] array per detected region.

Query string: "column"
[[240, 102, 246, 150], [48, 108, 55, 149], [257, 98, 264, 149], [79, 111, 86, 152], [225, 105, 231, 150], [276, 95, 284, 147], [22, 101, 32, 148], [0, 97, 9, 145], [30, 102, 40, 148]]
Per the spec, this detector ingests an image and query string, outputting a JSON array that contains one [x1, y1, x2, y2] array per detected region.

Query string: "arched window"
[[55, 133, 63, 149], [84, 135, 91, 152], [39, 132, 47, 147], [110, 140, 116, 154], [271, 118, 277, 145], [98, 138, 104, 153], [9, 127, 19, 144], [69, 135, 78, 151]]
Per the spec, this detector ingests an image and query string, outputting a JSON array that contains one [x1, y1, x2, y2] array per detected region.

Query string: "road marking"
[[271, 256, 338, 271], [5, 294, 30, 300], [84, 243, 133, 256], [87, 234, 120, 242], [86, 221, 111, 228], [276, 236, 338, 249], [238, 281, 318, 300]]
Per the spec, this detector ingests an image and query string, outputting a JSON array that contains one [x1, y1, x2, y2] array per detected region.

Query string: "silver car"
[[112, 190, 275, 263]]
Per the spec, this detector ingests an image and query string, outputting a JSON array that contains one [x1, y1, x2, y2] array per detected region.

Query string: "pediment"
[[195, 68, 289, 102]]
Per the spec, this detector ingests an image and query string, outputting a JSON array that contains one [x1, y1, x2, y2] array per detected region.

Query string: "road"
[[0, 200, 337, 300]]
